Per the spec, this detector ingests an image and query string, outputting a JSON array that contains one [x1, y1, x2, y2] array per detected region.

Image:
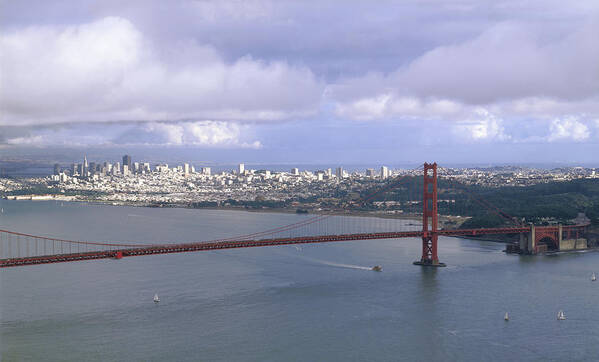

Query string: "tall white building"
[[201, 167, 211, 176], [336, 167, 344, 179], [183, 163, 190, 176], [291, 168, 299, 175], [83, 155, 88, 177], [238, 163, 245, 174], [380, 166, 389, 179]]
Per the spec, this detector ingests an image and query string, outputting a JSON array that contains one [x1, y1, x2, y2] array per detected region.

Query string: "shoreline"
[[3, 196, 430, 222]]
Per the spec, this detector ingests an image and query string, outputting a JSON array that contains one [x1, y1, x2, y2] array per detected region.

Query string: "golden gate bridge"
[[0, 163, 588, 268]]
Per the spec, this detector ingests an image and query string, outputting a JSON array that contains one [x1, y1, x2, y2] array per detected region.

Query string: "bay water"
[[1, 200, 599, 361]]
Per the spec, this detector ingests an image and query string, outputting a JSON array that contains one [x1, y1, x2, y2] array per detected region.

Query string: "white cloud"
[[137, 121, 262, 148], [1, 2, 598, 151], [0, 17, 323, 126], [330, 20, 599, 128], [334, 93, 464, 121], [547, 117, 589, 142], [453, 108, 509, 141], [2, 121, 262, 148]]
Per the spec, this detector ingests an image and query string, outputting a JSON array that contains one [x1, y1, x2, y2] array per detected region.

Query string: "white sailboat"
[[557, 310, 566, 320], [153, 293, 160, 303], [504, 312, 509, 321], [592, 272, 596, 281]]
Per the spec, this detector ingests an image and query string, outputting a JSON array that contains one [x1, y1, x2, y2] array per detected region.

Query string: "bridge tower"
[[414, 162, 446, 267]]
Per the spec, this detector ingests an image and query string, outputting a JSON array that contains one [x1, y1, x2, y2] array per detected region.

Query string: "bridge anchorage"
[[0, 162, 590, 268]]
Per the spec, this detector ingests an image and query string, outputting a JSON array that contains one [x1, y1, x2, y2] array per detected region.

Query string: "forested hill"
[[440, 178, 599, 228]]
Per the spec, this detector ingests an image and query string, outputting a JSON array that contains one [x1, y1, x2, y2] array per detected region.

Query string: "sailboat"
[[557, 310, 566, 320], [153, 294, 160, 303], [504, 312, 509, 321], [592, 272, 596, 281]]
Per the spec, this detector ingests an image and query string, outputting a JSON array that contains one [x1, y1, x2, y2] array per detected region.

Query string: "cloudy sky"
[[1, 0, 599, 165]]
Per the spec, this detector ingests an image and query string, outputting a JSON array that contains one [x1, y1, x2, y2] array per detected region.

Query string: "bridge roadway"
[[0, 226, 554, 268]]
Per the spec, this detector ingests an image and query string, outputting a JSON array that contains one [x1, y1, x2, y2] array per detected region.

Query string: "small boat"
[[504, 312, 509, 321], [371, 265, 382, 272], [153, 294, 160, 303], [592, 272, 596, 281], [557, 310, 566, 320]]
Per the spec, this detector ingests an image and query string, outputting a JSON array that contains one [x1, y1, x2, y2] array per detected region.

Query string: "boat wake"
[[321, 261, 373, 271], [287, 249, 375, 271], [300, 256, 373, 271]]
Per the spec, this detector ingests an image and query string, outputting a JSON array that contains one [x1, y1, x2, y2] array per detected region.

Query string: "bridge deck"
[[1, 225, 586, 268]]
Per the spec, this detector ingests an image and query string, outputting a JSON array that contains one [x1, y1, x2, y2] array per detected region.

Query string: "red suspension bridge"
[[0, 163, 589, 268]]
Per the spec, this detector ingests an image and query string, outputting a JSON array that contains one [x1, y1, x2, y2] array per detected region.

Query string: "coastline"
[[3, 195, 433, 222]]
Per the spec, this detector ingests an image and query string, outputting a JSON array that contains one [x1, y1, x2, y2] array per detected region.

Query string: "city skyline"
[[1, 0, 599, 164], [3, 2, 599, 360]]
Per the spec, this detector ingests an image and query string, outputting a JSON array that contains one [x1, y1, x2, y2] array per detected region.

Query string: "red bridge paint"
[[0, 163, 588, 268]]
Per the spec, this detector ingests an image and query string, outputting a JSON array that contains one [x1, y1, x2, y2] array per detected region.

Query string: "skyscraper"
[[53, 164, 60, 175], [380, 166, 389, 179], [336, 167, 343, 179], [238, 163, 245, 174], [82, 155, 88, 177], [122, 155, 132, 173]]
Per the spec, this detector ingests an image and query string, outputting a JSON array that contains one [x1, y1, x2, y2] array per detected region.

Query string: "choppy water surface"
[[2, 200, 599, 361]]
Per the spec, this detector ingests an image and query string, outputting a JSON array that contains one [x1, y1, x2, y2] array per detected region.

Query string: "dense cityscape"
[[2, 155, 598, 217]]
